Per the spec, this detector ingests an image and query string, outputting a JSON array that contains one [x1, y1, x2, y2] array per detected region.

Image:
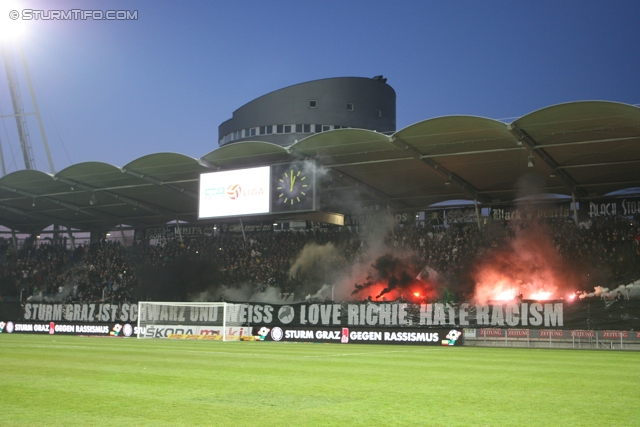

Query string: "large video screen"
[[198, 166, 271, 218], [198, 162, 317, 219]]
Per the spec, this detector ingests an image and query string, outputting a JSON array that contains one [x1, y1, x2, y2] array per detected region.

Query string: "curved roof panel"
[[290, 129, 405, 167], [291, 129, 393, 156], [394, 116, 517, 157], [513, 101, 640, 197], [124, 153, 205, 176], [514, 101, 640, 144], [201, 141, 290, 168]]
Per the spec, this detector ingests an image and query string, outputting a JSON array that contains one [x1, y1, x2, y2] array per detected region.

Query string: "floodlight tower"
[[1, 42, 34, 170], [0, 5, 55, 174]]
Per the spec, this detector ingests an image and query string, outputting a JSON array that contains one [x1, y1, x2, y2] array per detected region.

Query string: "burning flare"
[[471, 227, 576, 303], [351, 254, 438, 302]]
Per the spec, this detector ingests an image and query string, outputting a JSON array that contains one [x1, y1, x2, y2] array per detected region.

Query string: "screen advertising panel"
[[199, 166, 270, 218]]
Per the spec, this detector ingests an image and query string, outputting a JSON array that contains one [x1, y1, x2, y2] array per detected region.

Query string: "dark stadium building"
[[218, 76, 396, 147]]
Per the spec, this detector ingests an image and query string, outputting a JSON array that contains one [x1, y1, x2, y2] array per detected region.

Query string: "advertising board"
[[257, 326, 464, 346]]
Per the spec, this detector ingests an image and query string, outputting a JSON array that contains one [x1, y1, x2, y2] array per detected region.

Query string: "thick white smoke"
[[579, 279, 640, 300]]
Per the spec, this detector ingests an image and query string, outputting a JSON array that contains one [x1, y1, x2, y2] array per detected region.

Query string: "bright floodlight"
[[0, 2, 26, 41]]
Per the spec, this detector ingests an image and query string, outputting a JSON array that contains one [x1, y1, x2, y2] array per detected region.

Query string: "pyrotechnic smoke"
[[471, 172, 585, 303], [471, 225, 579, 303], [351, 253, 433, 299], [324, 212, 441, 301], [305, 284, 334, 301], [579, 279, 640, 300], [289, 243, 338, 279], [301, 159, 329, 182]]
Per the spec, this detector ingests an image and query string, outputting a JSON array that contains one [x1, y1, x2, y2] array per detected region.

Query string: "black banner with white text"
[[3, 300, 640, 330]]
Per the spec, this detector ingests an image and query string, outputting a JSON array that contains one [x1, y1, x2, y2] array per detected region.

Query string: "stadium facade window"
[[347, 103, 354, 111], [221, 123, 348, 142], [377, 109, 382, 118], [309, 100, 317, 108]]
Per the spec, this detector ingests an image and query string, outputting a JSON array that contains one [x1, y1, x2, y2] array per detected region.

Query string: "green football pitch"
[[1, 335, 638, 426]]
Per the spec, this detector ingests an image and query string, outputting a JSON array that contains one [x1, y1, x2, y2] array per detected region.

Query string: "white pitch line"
[[186, 350, 289, 357], [184, 349, 411, 358], [302, 350, 410, 358]]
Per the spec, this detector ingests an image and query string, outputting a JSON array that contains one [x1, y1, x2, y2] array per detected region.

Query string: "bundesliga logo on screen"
[[225, 183, 264, 200], [227, 184, 241, 199]]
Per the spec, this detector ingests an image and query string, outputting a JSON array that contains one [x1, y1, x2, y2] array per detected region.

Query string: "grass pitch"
[[1, 335, 639, 426]]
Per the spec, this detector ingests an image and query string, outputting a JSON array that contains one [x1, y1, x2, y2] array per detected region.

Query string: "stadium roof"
[[0, 101, 639, 233]]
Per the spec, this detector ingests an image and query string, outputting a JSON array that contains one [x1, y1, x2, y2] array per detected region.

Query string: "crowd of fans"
[[1, 211, 639, 304]]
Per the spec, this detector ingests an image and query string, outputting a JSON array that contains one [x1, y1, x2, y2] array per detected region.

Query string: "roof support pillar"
[[11, 229, 18, 254], [67, 227, 76, 249], [239, 218, 247, 242]]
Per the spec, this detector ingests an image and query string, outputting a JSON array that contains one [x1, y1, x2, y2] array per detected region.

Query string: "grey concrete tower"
[[218, 76, 396, 147]]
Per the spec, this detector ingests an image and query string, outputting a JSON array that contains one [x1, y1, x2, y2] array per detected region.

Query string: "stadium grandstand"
[[1, 76, 640, 341]]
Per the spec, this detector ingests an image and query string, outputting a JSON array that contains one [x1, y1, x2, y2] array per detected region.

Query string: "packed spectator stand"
[[1, 212, 639, 304]]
